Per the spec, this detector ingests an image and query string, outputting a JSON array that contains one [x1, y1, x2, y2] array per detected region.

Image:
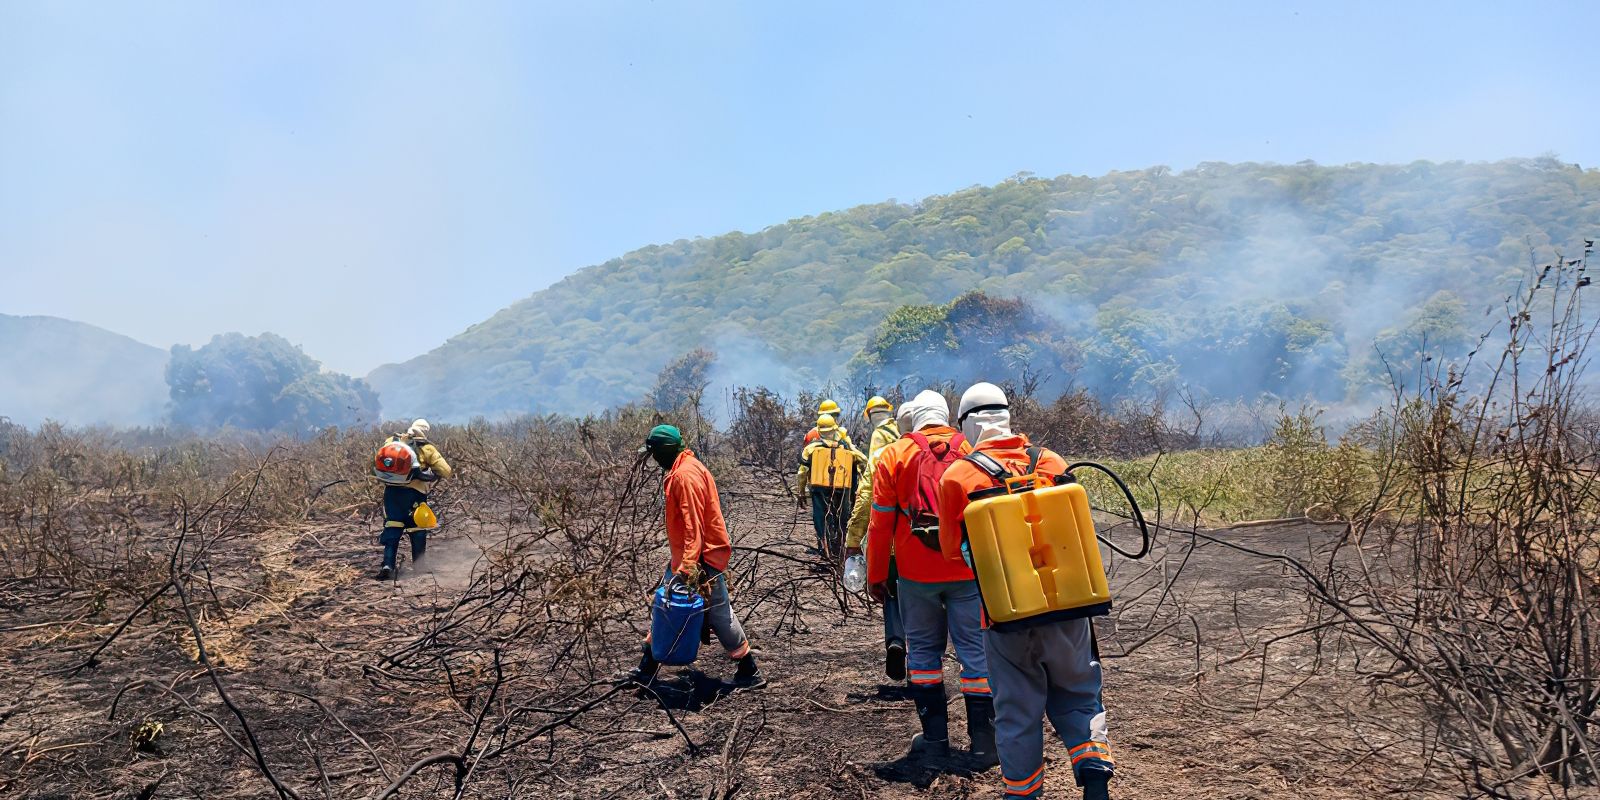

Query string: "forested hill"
[[370, 159, 1600, 420], [0, 314, 169, 428]]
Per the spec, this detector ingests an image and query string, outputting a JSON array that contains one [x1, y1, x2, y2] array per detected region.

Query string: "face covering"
[[901, 390, 951, 432], [868, 410, 892, 429], [961, 408, 1013, 445], [650, 445, 682, 471]]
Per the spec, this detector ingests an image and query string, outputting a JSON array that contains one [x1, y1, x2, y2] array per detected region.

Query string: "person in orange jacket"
[[866, 389, 994, 765], [937, 384, 1113, 800], [630, 424, 766, 690]]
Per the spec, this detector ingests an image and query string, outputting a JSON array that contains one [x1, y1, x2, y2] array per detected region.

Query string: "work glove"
[[868, 581, 888, 604], [675, 562, 704, 588], [418, 469, 439, 483], [796, 492, 810, 509]]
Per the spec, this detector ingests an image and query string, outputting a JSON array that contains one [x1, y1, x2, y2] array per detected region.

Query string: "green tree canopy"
[[371, 159, 1600, 418], [167, 333, 380, 432]]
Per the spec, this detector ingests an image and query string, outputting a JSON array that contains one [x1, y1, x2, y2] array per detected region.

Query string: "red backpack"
[[901, 431, 967, 550]]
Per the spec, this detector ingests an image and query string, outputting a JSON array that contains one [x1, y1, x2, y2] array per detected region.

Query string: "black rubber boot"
[[732, 654, 767, 690], [1082, 769, 1111, 800], [885, 640, 906, 682], [908, 685, 950, 760], [377, 542, 399, 580], [964, 695, 998, 768], [625, 642, 659, 687]]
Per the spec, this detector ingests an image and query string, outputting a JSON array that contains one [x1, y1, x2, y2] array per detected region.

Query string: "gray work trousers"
[[986, 618, 1111, 796]]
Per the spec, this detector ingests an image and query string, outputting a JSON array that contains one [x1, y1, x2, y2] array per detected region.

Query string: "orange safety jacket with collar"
[[664, 450, 732, 573], [936, 433, 1069, 564], [866, 425, 975, 585]]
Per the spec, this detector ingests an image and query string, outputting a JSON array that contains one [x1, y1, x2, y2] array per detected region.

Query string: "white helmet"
[[957, 382, 1008, 423], [899, 389, 950, 432]]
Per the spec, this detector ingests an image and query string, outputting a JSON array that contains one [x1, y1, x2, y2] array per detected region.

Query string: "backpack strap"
[[962, 451, 1012, 501], [903, 431, 930, 453], [964, 451, 1013, 482], [1024, 445, 1043, 476]]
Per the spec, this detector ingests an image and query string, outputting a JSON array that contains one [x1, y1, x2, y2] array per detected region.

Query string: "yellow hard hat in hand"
[[413, 503, 438, 529]]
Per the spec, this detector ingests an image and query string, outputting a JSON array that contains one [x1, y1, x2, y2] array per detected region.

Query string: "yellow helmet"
[[864, 396, 892, 419], [818, 399, 841, 416], [816, 414, 838, 430], [413, 502, 438, 529]]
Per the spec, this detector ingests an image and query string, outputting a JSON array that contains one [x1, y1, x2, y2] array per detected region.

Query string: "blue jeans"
[[883, 557, 904, 648], [898, 577, 989, 696]]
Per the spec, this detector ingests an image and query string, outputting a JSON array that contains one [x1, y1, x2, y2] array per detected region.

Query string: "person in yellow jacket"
[[376, 419, 452, 581], [804, 399, 854, 445], [843, 396, 906, 680], [798, 414, 867, 557]]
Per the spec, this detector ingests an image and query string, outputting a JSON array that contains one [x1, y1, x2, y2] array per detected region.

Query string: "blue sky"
[[3, 1, 1596, 375]]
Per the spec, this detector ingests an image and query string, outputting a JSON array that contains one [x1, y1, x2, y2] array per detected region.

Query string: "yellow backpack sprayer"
[[961, 449, 1150, 626]]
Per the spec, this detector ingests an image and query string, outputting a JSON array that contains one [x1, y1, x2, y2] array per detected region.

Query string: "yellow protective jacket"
[[844, 420, 901, 548], [797, 434, 867, 495], [391, 435, 453, 491]]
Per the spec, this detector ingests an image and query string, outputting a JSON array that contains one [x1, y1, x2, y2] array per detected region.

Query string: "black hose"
[[1065, 461, 1151, 560]]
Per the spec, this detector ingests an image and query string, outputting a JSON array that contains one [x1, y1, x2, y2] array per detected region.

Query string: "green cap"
[[641, 424, 684, 453]]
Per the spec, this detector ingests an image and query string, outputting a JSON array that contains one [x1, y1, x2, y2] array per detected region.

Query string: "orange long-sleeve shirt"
[[936, 434, 1069, 563], [866, 426, 975, 585], [664, 450, 732, 572]]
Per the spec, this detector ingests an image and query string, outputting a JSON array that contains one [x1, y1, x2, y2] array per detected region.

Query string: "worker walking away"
[[844, 395, 906, 680], [866, 390, 993, 765], [371, 419, 452, 581], [631, 425, 766, 690], [804, 399, 854, 445], [798, 414, 867, 558], [937, 383, 1114, 800]]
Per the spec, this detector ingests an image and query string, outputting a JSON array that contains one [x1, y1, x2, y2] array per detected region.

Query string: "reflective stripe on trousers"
[[897, 577, 988, 691]]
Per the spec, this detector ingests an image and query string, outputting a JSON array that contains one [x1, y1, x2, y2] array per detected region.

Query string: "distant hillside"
[[371, 159, 1600, 419], [0, 314, 169, 427]]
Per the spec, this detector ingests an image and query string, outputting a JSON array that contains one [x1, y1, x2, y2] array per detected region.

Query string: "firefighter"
[[844, 395, 906, 680], [798, 414, 867, 557], [804, 399, 855, 445], [865, 390, 993, 765], [937, 383, 1113, 800], [632, 425, 766, 690], [375, 419, 451, 581]]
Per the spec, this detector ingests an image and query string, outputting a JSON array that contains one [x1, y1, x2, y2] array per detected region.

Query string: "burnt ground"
[[1, 473, 1452, 800]]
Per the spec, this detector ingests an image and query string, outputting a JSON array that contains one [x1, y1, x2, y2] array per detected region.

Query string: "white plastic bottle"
[[843, 554, 867, 592]]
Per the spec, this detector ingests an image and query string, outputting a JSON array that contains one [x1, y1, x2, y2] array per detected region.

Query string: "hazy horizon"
[[5, 2, 1598, 374]]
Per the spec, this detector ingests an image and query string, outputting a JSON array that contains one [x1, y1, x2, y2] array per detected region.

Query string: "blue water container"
[[650, 582, 706, 665]]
